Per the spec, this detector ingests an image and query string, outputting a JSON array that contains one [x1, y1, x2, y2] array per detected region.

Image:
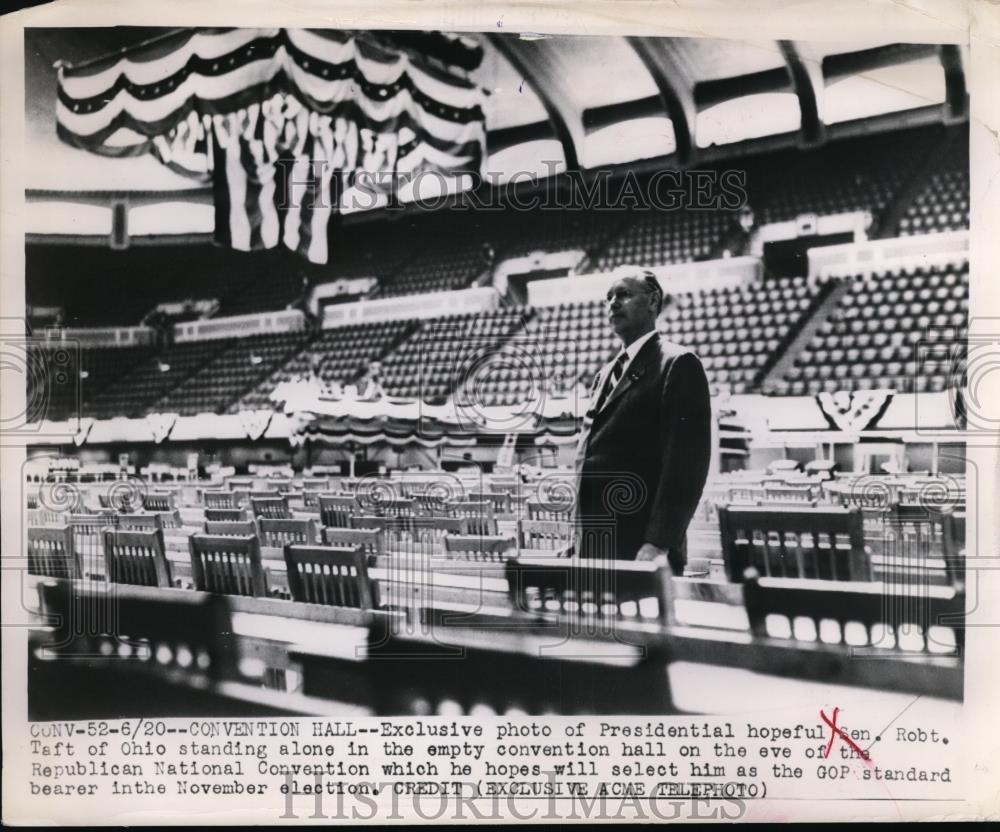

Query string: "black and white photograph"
[[3, 0, 998, 824]]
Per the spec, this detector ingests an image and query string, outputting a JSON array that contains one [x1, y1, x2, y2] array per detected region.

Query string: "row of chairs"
[[31, 558, 964, 718], [718, 504, 965, 588]]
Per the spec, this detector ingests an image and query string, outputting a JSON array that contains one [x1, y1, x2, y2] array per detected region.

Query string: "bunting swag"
[[56, 28, 487, 262]]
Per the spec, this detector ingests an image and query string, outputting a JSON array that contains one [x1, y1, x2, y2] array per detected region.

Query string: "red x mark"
[[820, 707, 871, 761]]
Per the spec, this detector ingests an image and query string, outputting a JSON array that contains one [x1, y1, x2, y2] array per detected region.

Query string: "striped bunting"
[[56, 28, 487, 262]]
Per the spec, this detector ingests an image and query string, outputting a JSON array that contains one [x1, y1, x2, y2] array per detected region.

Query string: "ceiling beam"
[[779, 40, 825, 146], [487, 121, 556, 155], [822, 43, 939, 82], [487, 34, 581, 171], [626, 37, 696, 165], [938, 45, 968, 123]]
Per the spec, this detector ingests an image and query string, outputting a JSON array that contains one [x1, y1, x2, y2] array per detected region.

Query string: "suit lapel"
[[597, 333, 659, 417]]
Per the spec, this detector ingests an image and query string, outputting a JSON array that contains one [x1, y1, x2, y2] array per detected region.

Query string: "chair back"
[[36, 581, 237, 681], [450, 500, 496, 535], [517, 519, 574, 552], [322, 527, 385, 562], [251, 496, 292, 520], [719, 505, 870, 582], [27, 526, 80, 579], [115, 513, 164, 532], [258, 518, 317, 547], [742, 568, 964, 654], [203, 489, 237, 509], [188, 534, 267, 597], [297, 632, 671, 715], [102, 528, 171, 587], [283, 544, 376, 609], [505, 558, 671, 626], [319, 494, 357, 528], [526, 499, 574, 522], [443, 534, 515, 562], [204, 519, 258, 536], [204, 507, 248, 522], [142, 491, 176, 512]]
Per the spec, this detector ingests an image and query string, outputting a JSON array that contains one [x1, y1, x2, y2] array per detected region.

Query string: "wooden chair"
[[296, 632, 672, 715], [30, 582, 262, 721], [517, 519, 574, 553], [406, 516, 467, 554], [283, 544, 376, 610], [719, 505, 870, 582], [319, 494, 357, 528], [249, 487, 279, 499], [874, 503, 962, 588], [115, 513, 164, 532], [443, 534, 515, 562], [251, 496, 291, 521], [26, 508, 70, 527], [505, 558, 671, 627], [203, 490, 238, 510], [188, 534, 267, 597], [258, 518, 317, 547], [742, 568, 965, 655], [941, 510, 965, 590], [471, 491, 512, 514], [450, 500, 497, 535], [102, 528, 172, 588], [142, 491, 176, 512], [526, 499, 574, 522], [68, 514, 112, 575], [762, 484, 815, 505], [204, 507, 248, 522], [322, 527, 385, 563], [27, 526, 80, 579], [204, 519, 258, 536], [726, 485, 764, 505], [157, 509, 184, 530]]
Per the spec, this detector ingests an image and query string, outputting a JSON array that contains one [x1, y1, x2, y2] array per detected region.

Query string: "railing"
[[808, 230, 969, 280], [321, 286, 500, 328], [527, 256, 762, 307], [173, 309, 307, 343], [39, 326, 157, 347]]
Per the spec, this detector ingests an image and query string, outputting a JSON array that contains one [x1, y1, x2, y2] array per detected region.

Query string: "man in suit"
[[574, 266, 712, 574]]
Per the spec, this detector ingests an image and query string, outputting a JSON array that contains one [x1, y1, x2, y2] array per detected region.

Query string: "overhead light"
[[158, 362, 171, 373], [518, 32, 546, 41], [249, 354, 263, 365]]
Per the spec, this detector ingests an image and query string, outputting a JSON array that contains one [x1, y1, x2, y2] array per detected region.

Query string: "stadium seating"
[[460, 300, 613, 407], [155, 331, 311, 416], [741, 127, 932, 227], [776, 262, 969, 395], [27, 342, 155, 422], [87, 340, 235, 419], [897, 132, 969, 236], [593, 209, 733, 272], [235, 320, 413, 411], [660, 275, 826, 395], [380, 308, 529, 401]]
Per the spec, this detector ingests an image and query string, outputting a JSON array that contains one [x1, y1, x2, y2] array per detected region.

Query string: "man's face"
[[606, 277, 656, 343]]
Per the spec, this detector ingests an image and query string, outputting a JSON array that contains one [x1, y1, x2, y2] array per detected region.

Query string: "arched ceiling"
[[25, 28, 968, 193]]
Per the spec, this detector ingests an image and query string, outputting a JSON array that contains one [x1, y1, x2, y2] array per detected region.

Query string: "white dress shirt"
[[594, 329, 658, 408]]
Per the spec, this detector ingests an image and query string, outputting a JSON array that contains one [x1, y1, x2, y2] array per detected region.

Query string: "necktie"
[[593, 352, 628, 414]]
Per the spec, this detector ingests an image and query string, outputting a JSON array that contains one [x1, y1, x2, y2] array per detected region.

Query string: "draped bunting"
[[816, 390, 895, 431], [56, 28, 487, 262]]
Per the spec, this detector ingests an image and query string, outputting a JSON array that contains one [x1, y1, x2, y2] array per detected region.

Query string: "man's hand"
[[635, 542, 670, 567]]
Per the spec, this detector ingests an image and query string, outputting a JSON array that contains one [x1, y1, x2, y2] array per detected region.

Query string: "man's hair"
[[614, 265, 664, 314]]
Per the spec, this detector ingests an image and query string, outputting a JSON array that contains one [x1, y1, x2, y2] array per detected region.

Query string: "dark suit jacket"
[[574, 333, 712, 574]]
